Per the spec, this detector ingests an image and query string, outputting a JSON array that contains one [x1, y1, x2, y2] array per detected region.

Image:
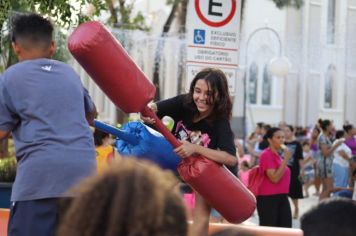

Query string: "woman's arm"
[[140, 95, 185, 124], [320, 140, 343, 157], [140, 102, 157, 124], [303, 155, 314, 165], [338, 150, 351, 163], [265, 149, 292, 183], [174, 140, 237, 167]]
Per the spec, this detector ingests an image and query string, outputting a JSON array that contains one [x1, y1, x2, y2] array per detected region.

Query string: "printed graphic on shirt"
[[282, 143, 297, 166], [174, 121, 210, 147]]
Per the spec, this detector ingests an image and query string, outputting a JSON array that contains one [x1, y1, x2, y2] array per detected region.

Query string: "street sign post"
[[186, 0, 241, 95]]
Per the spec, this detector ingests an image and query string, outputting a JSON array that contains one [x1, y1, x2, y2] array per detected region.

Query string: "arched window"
[[248, 62, 258, 104], [324, 64, 336, 108], [327, 0, 336, 44], [262, 64, 272, 105]]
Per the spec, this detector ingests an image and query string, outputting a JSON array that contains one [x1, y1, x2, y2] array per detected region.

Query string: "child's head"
[[186, 68, 232, 120], [240, 160, 249, 170], [11, 13, 55, 61], [255, 122, 264, 135], [302, 140, 310, 152], [94, 129, 110, 146], [261, 124, 271, 135], [283, 125, 294, 140], [335, 130, 345, 139], [58, 158, 187, 236]]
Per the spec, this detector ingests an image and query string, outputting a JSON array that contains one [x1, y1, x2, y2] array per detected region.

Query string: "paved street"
[[242, 192, 319, 229]]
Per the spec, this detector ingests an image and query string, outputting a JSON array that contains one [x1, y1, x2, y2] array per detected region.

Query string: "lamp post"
[[269, 56, 291, 78], [242, 27, 290, 148]]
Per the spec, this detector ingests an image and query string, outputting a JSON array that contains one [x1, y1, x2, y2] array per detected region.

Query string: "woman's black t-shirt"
[[156, 94, 237, 174]]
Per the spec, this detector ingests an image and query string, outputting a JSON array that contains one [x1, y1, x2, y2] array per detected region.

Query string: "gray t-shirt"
[[0, 58, 96, 201]]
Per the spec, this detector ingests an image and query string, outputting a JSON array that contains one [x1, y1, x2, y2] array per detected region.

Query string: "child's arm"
[[83, 88, 98, 125]]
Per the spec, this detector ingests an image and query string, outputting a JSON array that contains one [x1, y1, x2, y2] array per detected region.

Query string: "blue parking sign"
[[194, 29, 205, 44]]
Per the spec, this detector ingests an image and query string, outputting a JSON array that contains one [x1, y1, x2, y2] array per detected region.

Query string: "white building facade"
[[76, 0, 356, 133], [235, 0, 356, 133]]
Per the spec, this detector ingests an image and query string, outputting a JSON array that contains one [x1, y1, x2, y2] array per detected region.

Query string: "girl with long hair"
[[141, 68, 237, 235]]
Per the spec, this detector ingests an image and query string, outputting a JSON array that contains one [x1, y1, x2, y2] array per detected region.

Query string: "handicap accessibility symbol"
[[194, 29, 205, 45]]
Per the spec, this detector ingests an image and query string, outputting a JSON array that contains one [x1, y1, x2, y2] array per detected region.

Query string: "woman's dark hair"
[[241, 160, 249, 168], [264, 127, 281, 140], [318, 119, 331, 131], [302, 140, 310, 147], [184, 68, 232, 121], [335, 130, 345, 139], [94, 129, 110, 146], [286, 125, 294, 132], [256, 122, 264, 129], [58, 158, 187, 236], [313, 126, 321, 134], [263, 124, 271, 131], [343, 124, 354, 133]]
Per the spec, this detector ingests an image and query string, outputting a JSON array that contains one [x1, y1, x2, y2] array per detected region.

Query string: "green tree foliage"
[[271, 0, 304, 9], [0, 0, 106, 158], [1, 0, 106, 29], [106, 0, 149, 30], [0, 0, 106, 70]]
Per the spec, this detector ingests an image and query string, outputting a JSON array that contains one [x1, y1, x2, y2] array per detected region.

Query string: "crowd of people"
[[1, 12, 356, 236], [238, 119, 356, 227]]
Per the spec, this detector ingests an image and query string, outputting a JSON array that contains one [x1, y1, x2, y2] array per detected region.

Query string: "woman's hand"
[[140, 102, 157, 124], [335, 138, 345, 147], [174, 140, 197, 158]]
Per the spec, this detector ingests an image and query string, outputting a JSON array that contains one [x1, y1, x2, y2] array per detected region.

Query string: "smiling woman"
[[141, 67, 238, 235]]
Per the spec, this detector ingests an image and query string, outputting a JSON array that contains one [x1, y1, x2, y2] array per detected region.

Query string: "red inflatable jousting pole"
[[68, 21, 256, 223]]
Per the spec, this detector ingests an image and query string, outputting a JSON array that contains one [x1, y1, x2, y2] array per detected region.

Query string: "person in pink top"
[[239, 160, 250, 186], [257, 127, 292, 227]]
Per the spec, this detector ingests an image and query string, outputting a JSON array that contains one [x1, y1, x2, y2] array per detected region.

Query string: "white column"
[[299, 0, 311, 126]]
